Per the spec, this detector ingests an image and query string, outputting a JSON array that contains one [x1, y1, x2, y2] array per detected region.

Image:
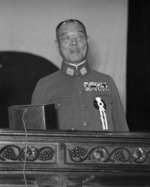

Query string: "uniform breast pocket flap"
[[48, 96, 71, 108]]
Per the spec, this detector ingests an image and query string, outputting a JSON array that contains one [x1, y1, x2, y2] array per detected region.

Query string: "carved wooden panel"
[[0, 144, 57, 163], [0, 130, 150, 186], [65, 144, 150, 165]]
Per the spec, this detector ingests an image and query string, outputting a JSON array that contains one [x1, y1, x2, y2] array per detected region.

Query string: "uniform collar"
[[61, 60, 90, 77]]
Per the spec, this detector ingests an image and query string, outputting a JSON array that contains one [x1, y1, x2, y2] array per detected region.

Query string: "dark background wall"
[[0, 52, 58, 128], [127, 0, 150, 131]]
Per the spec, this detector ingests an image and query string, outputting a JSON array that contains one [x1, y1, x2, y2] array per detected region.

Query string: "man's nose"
[[70, 37, 78, 45]]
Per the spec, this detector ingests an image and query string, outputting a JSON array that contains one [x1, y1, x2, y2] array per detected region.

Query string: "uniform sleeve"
[[31, 80, 47, 105], [110, 77, 129, 131]]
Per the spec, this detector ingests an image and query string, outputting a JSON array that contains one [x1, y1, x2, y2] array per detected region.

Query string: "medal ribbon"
[[95, 97, 108, 130]]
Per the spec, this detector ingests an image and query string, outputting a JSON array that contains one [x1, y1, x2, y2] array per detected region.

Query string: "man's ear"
[[55, 39, 59, 51], [87, 36, 90, 43]]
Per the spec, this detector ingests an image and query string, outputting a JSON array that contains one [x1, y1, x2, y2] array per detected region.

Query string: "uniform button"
[[57, 103, 61, 107], [82, 105, 88, 110], [80, 90, 85, 93], [83, 122, 90, 126], [83, 122, 87, 126]]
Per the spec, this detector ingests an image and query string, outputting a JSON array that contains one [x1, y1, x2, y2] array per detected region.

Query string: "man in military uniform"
[[31, 19, 129, 131]]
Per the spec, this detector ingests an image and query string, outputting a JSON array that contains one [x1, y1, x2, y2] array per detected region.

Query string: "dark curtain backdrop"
[[0, 52, 58, 128], [127, 0, 150, 131]]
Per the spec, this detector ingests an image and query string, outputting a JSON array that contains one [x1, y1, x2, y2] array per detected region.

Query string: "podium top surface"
[[0, 128, 150, 139]]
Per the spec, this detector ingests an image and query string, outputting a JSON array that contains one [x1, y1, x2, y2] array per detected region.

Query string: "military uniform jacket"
[[31, 62, 129, 131]]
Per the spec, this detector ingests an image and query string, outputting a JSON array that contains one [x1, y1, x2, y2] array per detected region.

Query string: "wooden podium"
[[0, 129, 150, 186]]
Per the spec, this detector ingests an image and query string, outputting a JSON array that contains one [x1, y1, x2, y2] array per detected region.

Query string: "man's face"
[[56, 22, 88, 63]]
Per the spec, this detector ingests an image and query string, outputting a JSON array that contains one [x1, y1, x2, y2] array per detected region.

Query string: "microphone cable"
[[22, 108, 28, 187]]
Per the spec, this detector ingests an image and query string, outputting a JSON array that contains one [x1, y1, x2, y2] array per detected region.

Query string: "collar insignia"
[[80, 67, 87, 76], [61, 61, 89, 77], [66, 67, 74, 76]]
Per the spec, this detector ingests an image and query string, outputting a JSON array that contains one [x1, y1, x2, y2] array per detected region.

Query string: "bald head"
[[56, 19, 87, 39]]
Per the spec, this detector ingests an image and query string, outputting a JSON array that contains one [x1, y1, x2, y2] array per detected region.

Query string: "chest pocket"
[[48, 96, 71, 109]]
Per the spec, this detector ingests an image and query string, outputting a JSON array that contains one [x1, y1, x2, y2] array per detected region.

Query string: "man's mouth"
[[69, 48, 79, 53]]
